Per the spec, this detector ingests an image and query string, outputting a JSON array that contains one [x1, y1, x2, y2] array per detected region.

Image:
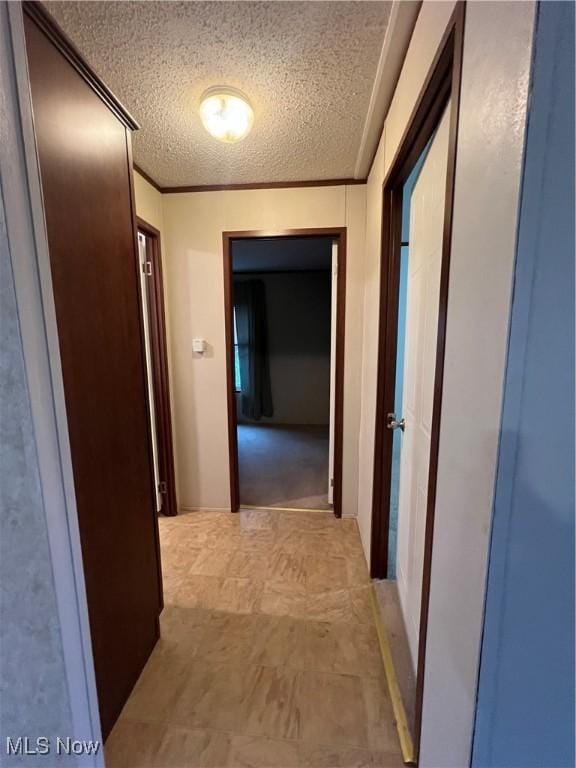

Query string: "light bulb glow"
[[199, 87, 254, 143]]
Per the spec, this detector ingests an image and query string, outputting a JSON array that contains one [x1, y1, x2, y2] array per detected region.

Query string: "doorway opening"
[[137, 218, 178, 518], [223, 229, 346, 517], [369, 4, 465, 763]]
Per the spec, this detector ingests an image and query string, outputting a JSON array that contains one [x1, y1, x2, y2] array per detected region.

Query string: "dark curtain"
[[233, 279, 273, 420]]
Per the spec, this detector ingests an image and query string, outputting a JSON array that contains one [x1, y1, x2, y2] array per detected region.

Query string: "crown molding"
[[133, 163, 162, 192], [23, 1, 139, 132], [132, 168, 367, 194]]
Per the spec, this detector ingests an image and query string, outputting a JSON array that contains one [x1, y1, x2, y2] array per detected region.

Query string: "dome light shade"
[[199, 87, 254, 143]]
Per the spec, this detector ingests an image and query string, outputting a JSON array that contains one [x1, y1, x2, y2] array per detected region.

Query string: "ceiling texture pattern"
[[46, 1, 392, 188]]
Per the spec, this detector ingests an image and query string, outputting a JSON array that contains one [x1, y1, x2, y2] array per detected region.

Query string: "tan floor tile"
[[299, 588, 354, 624], [296, 671, 369, 748], [204, 527, 276, 551], [260, 581, 309, 619], [345, 553, 370, 587], [162, 546, 202, 573], [304, 553, 348, 592], [178, 511, 238, 529], [237, 536, 279, 557], [155, 725, 232, 767], [163, 574, 185, 605], [277, 529, 344, 558], [302, 622, 383, 677], [349, 586, 375, 625], [116, 511, 400, 767], [200, 528, 240, 550], [360, 678, 398, 752], [238, 509, 278, 531], [166, 523, 214, 550], [228, 734, 300, 768], [237, 527, 277, 548], [229, 549, 272, 579], [241, 666, 300, 741], [217, 577, 264, 614], [267, 548, 307, 586], [170, 662, 251, 732], [298, 742, 374, 767], [175, 575, 263, 614], [190, 548, 235, 577], [249, 615, 305, 668], [104, 719, 166, 768], [275, 511, 338, 534], [120, 650, 189, 723], [174, 575, 223, 609], [156, 606, 211, 660], [340, 518, 361, 539], [369, 750, 404, 768], [196, 612, 259, 664], [303, 534, 345, 559]]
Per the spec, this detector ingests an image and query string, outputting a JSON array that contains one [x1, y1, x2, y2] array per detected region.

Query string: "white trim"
[[1, 5, 102, 761], [354, 1, 422, 179]]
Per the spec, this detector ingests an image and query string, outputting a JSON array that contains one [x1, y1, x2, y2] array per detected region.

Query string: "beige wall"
[[420, 3, 535, 764], [134, 172, 163, 233], [357, 1, 535, 766], [134, 180, 366, 515]]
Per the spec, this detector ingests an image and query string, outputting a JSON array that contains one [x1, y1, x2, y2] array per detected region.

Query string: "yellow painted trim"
[[239, 505, 332, 514], [370, 584, 416, 765]]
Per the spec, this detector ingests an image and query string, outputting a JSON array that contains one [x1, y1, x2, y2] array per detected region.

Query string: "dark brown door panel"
[[24, 10, 162, 738]]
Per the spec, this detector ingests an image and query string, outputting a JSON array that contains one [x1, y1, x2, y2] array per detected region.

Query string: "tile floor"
[[106, 509, 403, 767]]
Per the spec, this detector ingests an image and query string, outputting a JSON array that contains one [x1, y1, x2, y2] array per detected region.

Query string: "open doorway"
[[137, 218, 178, 518], [223, 229, 346, 517]]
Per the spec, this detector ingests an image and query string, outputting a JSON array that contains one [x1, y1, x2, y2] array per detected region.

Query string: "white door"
[[395, 105, 451, 671], [138, 232, 162, 512], [327, 240, 338, 505]]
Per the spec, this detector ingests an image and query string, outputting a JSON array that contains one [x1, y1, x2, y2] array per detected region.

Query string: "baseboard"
[[370, 584, 416, 765]]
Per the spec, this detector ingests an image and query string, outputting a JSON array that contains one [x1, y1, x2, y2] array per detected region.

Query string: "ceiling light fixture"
[[199, 86, 254, 143]]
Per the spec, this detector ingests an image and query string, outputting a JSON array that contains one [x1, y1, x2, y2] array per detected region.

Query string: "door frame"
[[137, 217, 178, 517], [223, 228, 347, 518], [369, 2, 465, 758]]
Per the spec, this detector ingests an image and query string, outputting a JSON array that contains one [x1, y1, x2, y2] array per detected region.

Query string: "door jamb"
[[369, 2, 465, 759], [223, 228, 347, 518], [137, 217, 178, 518]]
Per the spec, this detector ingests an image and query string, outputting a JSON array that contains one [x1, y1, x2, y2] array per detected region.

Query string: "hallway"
[[105, 510, 402, 767]]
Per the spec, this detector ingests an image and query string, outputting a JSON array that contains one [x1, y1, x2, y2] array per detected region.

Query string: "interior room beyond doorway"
[[231, 236, 337, 512]]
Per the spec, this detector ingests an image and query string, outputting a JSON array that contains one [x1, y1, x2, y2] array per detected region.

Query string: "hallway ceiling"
[[46, 1, 393, 188], [233, 237, 332, 273]]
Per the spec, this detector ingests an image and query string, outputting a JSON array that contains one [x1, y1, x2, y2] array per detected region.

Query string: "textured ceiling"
[[46, 1, 392, 188]]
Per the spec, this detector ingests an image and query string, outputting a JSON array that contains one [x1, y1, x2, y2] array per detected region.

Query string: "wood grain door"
[[24, 10, 162, 738]]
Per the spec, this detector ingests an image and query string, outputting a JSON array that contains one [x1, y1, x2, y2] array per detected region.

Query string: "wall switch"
[[192, 338, 206, 354]]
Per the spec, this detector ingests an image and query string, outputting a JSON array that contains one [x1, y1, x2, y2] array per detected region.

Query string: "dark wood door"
[[24, 10, 162, 739]]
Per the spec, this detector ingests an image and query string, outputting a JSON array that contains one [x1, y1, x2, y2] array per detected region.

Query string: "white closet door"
[[396, 105, 451, 671]]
